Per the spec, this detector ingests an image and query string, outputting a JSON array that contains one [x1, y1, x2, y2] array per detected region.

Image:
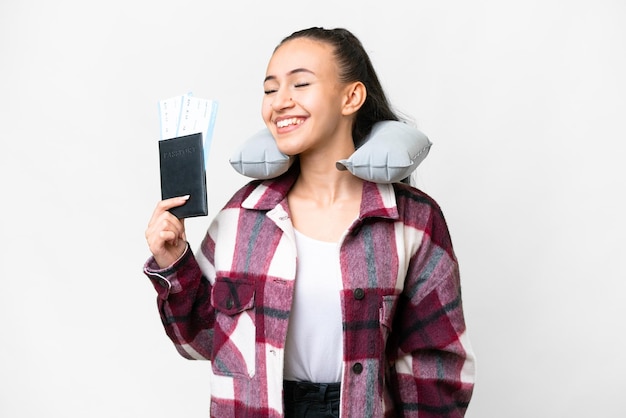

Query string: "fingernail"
[[181, 195, 190, 200]]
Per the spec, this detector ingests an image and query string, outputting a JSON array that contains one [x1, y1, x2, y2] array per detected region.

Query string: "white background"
[[1, 1, 624, 417]]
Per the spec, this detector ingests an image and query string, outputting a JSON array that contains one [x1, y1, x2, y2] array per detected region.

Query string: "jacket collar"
[[241, 165, 399, 221]]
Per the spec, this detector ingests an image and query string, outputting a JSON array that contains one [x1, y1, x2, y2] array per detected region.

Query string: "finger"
[[160, 217, 185, 244], [148, 195, 190, 225], [147, 224, 181, 254], [157, 227, 187, 252], [159, 195, 191, 210], [148, 195, 189, 226], [158, 229, 183, 246], [146, 215, 184, 248], [180, 219, 186, 241]]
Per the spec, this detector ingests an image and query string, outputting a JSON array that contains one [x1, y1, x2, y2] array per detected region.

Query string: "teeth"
[[277, 118, 303, 128]]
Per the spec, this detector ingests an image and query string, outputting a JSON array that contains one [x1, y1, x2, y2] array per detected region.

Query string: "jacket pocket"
[[210, 276, 256, 378], [379, 294, 399, 344]]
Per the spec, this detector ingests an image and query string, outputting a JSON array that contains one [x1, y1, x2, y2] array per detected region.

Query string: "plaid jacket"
[[144, 168, 475, 417]]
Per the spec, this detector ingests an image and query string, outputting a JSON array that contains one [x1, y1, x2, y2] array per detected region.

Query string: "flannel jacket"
[[144, 167, 475, 417]]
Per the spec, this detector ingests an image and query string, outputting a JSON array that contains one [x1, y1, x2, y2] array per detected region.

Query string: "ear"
[[341, 81, 366, 116]]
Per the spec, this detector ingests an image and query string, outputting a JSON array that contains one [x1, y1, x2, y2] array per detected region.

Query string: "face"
[[262, 38, 354, 157]]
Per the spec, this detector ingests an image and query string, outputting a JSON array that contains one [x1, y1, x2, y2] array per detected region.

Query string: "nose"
[[271, 87, 294, 111]]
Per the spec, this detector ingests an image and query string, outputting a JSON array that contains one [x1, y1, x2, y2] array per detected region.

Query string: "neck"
[[293, 162, 362, 205], [288, 118, 362, 202], [287, 156, 363, 242]]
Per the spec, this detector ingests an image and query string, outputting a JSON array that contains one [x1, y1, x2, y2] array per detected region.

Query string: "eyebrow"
[[264, 68, 315, 83]]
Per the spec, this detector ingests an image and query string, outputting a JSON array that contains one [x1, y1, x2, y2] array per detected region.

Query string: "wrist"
[[155, 242, 189, 269]]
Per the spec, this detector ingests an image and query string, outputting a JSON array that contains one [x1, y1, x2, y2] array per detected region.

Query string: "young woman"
[[144, 27, 475, 418]]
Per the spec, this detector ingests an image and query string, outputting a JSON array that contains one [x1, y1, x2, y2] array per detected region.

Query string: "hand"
[[145, 195, 190, 269]]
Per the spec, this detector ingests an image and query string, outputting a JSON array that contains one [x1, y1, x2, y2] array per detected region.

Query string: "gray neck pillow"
[[229, 120, 432, 184]]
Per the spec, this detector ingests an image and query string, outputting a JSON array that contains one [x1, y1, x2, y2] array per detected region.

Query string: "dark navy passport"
[[158, 132, 208, 218]]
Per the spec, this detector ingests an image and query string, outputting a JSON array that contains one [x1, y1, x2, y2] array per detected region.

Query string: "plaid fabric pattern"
[[144, 167, 475, 417]]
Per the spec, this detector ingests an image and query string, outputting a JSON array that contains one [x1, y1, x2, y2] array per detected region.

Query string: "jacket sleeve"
[[143, 243, 216, 360], [388, 204, 475, 417]]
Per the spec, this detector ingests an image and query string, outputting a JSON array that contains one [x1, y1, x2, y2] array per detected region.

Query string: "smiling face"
[[262, 37, 362, 157]]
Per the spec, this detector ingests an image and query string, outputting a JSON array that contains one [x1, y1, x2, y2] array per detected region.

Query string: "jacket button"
[[352, 362, 363, 374], [353, 288, 365, 300]]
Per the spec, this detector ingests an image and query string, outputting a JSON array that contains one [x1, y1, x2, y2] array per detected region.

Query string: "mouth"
[[276, 117, 306, 129]]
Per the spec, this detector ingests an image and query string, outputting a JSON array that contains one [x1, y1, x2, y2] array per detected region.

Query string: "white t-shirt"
[[283, 230, 343, 383]]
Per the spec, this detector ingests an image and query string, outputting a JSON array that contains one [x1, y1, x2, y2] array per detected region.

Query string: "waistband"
[[283, 380, 341, 402]]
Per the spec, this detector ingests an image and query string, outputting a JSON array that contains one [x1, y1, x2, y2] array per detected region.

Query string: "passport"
[[158, 132, 208, 218], [156, 93, 218, 218]]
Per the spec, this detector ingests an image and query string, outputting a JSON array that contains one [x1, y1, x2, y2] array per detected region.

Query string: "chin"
[[273, 136, 302, 157], [275, 144, 299, 157]]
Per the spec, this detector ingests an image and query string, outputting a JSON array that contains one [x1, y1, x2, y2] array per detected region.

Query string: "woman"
[[144, 27, 475, 418]]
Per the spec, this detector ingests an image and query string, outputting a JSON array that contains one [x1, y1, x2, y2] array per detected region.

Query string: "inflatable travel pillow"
[[229, 120, 432, 183]]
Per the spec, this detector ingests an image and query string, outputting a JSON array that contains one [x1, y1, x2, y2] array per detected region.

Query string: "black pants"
[[283, 380, 341, 418]]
